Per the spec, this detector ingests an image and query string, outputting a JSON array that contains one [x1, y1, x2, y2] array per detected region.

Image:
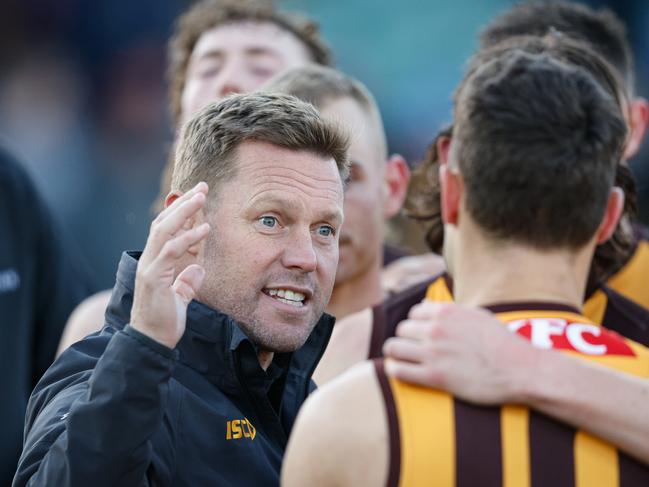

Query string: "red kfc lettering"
[[506, 318, 634, 357]]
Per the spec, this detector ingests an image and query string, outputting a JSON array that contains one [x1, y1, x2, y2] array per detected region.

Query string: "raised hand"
[[130, 182, 211, 348]]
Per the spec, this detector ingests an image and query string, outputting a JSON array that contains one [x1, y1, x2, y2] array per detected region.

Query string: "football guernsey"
[[606, 230, 649, 310], [369, 273, 649, 358], [375, 303, 649, 487]]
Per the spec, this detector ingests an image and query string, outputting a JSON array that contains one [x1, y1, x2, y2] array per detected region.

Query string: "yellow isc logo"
[[226, 418, 257, 440]]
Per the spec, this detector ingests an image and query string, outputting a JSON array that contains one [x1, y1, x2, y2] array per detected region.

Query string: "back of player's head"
[[167, 0, 332, 124], [480, 1, 634, 92], [264, 65, 387, 158], [452, 43, 627, 249]]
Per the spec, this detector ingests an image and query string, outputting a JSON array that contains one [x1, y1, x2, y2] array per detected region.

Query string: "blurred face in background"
[[180, 21, 314, 125], [320, 97, 388, 286]]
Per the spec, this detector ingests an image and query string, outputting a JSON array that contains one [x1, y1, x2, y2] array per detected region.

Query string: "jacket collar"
[[105, 251, 335, 389]]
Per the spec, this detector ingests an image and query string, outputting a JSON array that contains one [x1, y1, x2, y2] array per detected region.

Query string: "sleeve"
[[14, 327, 179, 487]]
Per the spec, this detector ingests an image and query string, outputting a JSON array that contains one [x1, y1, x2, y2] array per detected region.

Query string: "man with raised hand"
[[282, 43, 649, 486], [15, 92, 348, 486], [58, 0, 411, 352]]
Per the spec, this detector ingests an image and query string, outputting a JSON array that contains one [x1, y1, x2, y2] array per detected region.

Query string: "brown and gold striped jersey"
[[376, 304, 649, 487], [369, 273, 649, 358]]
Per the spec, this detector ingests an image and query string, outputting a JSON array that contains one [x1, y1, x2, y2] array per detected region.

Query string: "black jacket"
[[14, 251, 334, 486], [0, 147, 95, 485]]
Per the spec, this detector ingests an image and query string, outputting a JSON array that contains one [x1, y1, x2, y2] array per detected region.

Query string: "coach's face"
[[181, 21, 313, 125], [197, 140, 344, 352]]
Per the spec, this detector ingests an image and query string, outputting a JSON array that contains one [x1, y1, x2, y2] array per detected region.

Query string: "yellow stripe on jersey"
[[574, 432, 618, 487], [501, 406, 530, 487], [390, 379, 455, 487], [583, 288, 607, 325], [424, 277, 453, 303], [389, 301, 649, 486], [607, 240, 649, 309]]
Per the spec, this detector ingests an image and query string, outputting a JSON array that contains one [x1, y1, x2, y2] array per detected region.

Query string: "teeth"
[[265, 288, 306, 303], [277, 297, 304, 307]]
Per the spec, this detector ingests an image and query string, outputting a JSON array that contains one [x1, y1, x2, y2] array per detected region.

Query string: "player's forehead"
[[190, 20, 312, 63], [320, 96, 385, 167]]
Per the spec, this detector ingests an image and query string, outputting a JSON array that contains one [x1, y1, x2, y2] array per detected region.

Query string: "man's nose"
[[216, 62, 244, 98], [281, 230, 317, 273]]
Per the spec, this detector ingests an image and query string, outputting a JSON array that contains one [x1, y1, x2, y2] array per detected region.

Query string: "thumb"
[[173, 264, 206, 305]]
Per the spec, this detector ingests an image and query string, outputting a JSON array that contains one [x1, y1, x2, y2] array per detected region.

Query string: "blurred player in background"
[[0, 146, 95, 486], [264, 65, 409, 319]]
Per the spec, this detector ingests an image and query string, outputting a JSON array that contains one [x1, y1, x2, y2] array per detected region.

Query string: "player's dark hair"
[[407, 35, 630, 258], [480, 1, 634, 92], [453, 45, 626, 248], [407, 35, 626, 253]]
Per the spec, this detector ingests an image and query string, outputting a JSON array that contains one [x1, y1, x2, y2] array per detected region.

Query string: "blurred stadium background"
[[1, 0, 647, 288]]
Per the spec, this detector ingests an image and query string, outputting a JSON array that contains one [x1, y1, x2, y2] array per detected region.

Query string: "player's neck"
[[327, 258, 384, 320], [452, 237, 591, 311]]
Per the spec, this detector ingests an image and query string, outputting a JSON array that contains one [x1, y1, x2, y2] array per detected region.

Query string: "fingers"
[[173, 264, 206, 304], [151, 222, 211, 271], [408, 301, 451, 320], [383, 336, 431, 363], [384, 358, 441, 387], [145, 185, 209, 259], [395, 318, 436, 341], [155, 181, 208, 222]]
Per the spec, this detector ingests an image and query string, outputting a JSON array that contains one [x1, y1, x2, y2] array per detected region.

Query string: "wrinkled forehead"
[[228, 141, 344, 204], [191, 20, 313, 64]]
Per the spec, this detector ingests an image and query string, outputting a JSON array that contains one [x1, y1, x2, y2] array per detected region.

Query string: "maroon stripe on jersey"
[[485, 302, 581, 315], [454, 400, 502, 487], [368, 305, 387, 359], [599, 284, 649, 348], [529, 411, 575, 487], [619, 451, 649, 486], [373, 359, 401, 487], [368, 276, 436, 359]]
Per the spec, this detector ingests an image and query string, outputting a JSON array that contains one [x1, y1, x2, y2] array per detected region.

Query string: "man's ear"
[[439, 139, 461, 226], [437, 134, 452, 165], [383, 154, 411, 218], [596, 187, 625, 244], [623, 98, 649, 160]]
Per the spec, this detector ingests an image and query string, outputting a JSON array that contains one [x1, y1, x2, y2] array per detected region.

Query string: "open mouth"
[[262, 288, 309, 308]]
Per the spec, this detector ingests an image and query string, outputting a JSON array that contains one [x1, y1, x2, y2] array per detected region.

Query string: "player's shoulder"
[[370, 273, 445, 357], [632, 222, 649, 243], [599, 284, 649, 347], [57, 289, 112, 355], [284, 361, 387, 486]]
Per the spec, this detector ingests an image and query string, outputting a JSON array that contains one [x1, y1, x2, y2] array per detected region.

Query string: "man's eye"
[[259, 216, 277, 228], [317, 225, 334, 237], [251, 66, 275, 78]]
